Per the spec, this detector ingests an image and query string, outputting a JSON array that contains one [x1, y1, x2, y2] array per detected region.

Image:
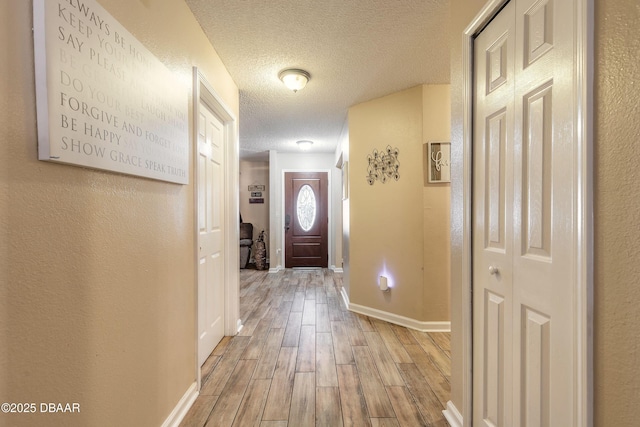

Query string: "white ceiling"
[[185, 0, 451, 160]]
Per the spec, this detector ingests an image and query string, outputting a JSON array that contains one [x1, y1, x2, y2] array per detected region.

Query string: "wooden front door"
[[284, 172, 328, 268]]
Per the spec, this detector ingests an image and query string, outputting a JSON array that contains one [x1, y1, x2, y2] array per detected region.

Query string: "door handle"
[[285, 214, 291, 231], [488, 265, 499, 275]]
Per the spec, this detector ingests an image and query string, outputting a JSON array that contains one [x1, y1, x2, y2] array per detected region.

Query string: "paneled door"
[[284, 172, 328, 268], [473, 0, 579, 425], [197, 101, 225, 367]]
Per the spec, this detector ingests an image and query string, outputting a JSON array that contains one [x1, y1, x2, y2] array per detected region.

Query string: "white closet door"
[[473, 0, 578, 425]]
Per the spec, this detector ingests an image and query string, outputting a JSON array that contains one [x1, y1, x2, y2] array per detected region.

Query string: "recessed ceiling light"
[[279, 69, 311, 92]]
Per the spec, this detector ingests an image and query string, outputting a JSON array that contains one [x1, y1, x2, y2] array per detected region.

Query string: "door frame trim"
[[455, 0, 593, 425], [281, 169, 332, 270], [192, 67, 240, 389]]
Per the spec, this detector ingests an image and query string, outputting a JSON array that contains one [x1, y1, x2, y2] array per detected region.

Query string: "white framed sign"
[[427, 141, 451, 183], [33, 0, 189, 184]]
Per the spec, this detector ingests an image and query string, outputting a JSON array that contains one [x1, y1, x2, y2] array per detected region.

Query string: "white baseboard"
[[443, 400, 463, 427], [348, 303, 451, 332], [161, 382, 198, 427], [268, 265, 282, 273], [236, 318, 243, 334]]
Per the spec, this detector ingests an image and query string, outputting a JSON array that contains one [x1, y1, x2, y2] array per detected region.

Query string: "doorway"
[[458, 0, 592, 425], [193, 68, 240, 382], [196, 98, 225, 367], [284, 171, 329, 268]]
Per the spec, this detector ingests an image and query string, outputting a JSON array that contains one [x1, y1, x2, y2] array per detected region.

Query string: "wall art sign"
[[427, 141, 451, 183], [248, 185, 265, 192], [366, 145, 400, 185], [251, 191, 262, 197], [249, 198, 264, 204], [33, 0, 189, 184]]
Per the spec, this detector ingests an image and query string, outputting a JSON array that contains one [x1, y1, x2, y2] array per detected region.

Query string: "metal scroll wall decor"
[[366, 146, 400, 185]]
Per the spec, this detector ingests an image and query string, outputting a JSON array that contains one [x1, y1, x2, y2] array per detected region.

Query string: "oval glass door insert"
[[296, 184, 316, 232]]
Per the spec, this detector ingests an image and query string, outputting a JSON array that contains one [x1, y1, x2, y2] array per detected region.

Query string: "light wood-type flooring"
[[180, 268, 451, 427]]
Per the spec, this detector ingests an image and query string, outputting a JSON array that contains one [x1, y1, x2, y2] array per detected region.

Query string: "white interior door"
[[473, 0, 578, 425], [473, 4, 515, 424], [197, 102, 225, 367]]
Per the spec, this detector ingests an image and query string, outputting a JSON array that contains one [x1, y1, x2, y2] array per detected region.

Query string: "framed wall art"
[[427, 141, 451, 183], [33, 0, 189, 184]]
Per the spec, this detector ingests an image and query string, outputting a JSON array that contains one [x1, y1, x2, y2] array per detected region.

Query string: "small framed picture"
[[248, 185, 265, 192], [249, 198, 264, 204], [251, 191, 262, 197], [427, 142, 451, 183]]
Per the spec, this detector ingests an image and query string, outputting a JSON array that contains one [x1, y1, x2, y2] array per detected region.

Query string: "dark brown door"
[[284, 172, 328, 268]]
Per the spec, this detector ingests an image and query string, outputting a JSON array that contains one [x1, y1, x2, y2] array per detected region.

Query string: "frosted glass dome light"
[[296, 140, 313, 150], [278, 69, 311, 92]]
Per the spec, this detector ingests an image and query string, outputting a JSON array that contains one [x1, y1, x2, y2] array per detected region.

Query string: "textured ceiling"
[[185, 0, 451, 159]]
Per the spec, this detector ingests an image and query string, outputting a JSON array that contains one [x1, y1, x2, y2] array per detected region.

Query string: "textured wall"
[[422, 85, 451, 321], [348, 85, 450, 322], [449, 0, 640, 424], [349, 87, 425, 320], [593, 0, 640, 424], [0, 1, 238, 426]]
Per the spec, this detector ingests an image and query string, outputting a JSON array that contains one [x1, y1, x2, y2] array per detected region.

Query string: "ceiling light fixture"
[[296, 140, 313, 150], [279, 68, 311, 92]]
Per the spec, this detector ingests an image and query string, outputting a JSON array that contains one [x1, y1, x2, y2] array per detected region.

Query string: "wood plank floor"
[[180, 269, 451, 427]]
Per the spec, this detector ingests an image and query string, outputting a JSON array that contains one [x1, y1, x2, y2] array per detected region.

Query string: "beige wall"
[[349, 86, 424, 319], [348, 85, 450, 322], [593, 0, 640, 424], [422, 85, 451, 321], [0, 1, 238, 426], [449, 0, 640, 424], [240, 160, 270, 251]]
